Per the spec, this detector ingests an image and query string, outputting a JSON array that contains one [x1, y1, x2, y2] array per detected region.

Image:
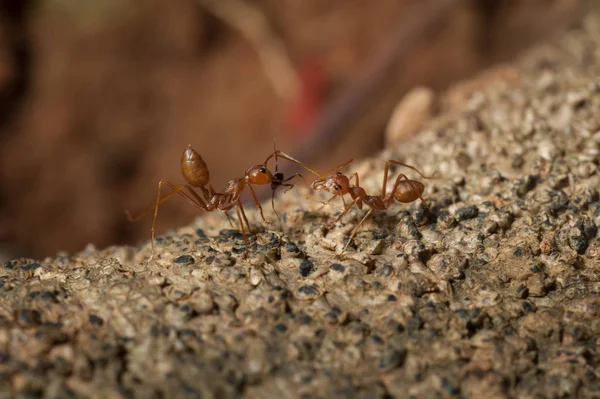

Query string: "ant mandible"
[[310, 159, 435, 255]]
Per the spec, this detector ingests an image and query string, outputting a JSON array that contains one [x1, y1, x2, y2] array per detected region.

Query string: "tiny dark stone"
[[455, 309, 469, 320], [583, 221, 598, 240], [18, 309, 41, 325], [219, 229, 245, 241], [530, 265, 541, 273], [330, 263, 345, 273], [4, 261, 15, 270], [516, 284, 529, 298], [0, 352, 8, 363], [372, 230, 388, 239], [550, 199, 568, 215], [325, 312, 338, 324], [371, 335, 384, 344], [150, 325, 159, 337], [301, 315, 312, 325], [174, 255, 195, 264], [387, 295, 397, 302], [267, 295, 274, 303], [299, 260, 314, 277], [437, 211, 457, 228], [178, 329, 196, 337], [273, 323, 287, 333], [407, 226, 422, 239], [522, 302, 534, 313], [513, 247, 523, 257], [205, 256, 215, 265], [41, 321, 63, 329], [39, 291, 57, 302], [231, 246, 246, 254], [298, 284, 319, 296], [196, 229, 206, 238], [569, 234, 588, 254], [441, 377, 460, 395], [29, 291, 40, 299], [285, 242, 300, 253], [515, 175, 536, 197], [377, 264, 394, 277], [89, 314, 104, 326], [455, 205, 478, 221], [379, 349, 406, 370], [391, 322, 404, 332]]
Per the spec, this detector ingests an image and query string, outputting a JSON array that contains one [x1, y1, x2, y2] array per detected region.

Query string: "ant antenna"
[[271, 138, 282, 222]]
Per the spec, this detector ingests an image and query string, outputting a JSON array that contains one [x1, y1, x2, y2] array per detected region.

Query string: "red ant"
[[126, 145, 317, 258], [310, 159, 434, 255]]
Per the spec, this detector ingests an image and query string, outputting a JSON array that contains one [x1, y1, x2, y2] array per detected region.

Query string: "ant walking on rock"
[[127, 144, 318, 258], [310, 159, 435, 255]]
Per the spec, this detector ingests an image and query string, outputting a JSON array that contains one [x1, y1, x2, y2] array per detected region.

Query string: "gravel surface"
[[3, 14, 600, 399]]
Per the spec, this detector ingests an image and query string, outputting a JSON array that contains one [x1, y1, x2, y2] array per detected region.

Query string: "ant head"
[[323, 173, 350, 195], [246, 165, 273, 185]]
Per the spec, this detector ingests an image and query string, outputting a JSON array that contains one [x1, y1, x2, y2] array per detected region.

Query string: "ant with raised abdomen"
[[126, 144, 318, 258], [310, 159, 435, 255]]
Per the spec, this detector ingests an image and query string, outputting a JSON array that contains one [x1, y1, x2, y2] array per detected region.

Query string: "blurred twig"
[[197, 0, 299, 101]]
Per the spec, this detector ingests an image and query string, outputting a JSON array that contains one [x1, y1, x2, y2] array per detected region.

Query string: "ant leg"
[[339, 209, 374, 256], [383, 160, 435, 197], [126, 180, 203, 258], [316, 158, 354, 180], [264, 150, 321, 177], [247, 184, 272, 225], [349, 172, 360, 187], [234, 203, 250, 258], [270, 192, 280, 222], [282, 173, 309, 192], [224, 211, 235, 228], [125, 180, 187, 222], [419, 196, 431, 210], [384, 172, 411, 205], [386, 160, 436, 179], [306, 194, 337, 207], [237, 200, 252, 234], [327, 197, 360, 229]]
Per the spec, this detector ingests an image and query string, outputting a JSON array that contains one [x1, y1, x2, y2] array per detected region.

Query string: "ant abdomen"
[[181, 145, 210, 187], [394, 180, 424, 203]]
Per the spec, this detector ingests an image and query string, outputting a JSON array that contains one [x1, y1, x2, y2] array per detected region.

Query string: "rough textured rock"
[[3, 13, 600, 399]]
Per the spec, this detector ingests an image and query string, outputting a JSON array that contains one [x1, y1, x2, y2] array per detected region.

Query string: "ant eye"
[[334, 185, 342, 190], [259, 167, 267, 173], [336, 172, 342, 175]]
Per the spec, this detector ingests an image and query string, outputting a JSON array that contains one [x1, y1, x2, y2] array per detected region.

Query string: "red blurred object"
[[285, 60, 326, 138]]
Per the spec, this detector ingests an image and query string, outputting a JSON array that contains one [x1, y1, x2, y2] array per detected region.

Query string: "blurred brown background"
[[0, 0, 593, 259]]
